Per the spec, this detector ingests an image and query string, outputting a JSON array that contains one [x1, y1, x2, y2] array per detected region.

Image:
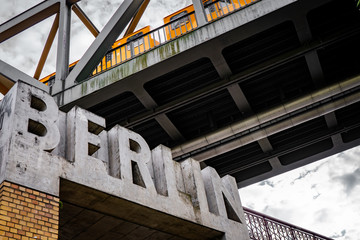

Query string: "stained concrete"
[[0, 81, 250, 240], [59, 179, 222, 240]]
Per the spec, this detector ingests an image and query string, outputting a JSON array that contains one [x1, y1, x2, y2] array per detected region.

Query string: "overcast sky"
[[1, 1, 360, 240]]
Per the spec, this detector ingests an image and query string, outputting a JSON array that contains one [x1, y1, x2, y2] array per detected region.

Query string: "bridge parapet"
[[53, 0, 296, 107], [0, 81, 250, 239]]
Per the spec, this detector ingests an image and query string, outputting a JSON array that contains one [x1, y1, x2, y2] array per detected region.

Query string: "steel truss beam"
[[72, 3, 99, 37], [124, 0, 150, 36], [0, 0, 61, 43], [0, 60, 49, 92], [34, 14, 60, 80], [64, 0, 145, 86]]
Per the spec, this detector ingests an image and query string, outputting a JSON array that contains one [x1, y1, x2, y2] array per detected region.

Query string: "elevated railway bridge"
[[0, 0, 359, 239], [49, 0, 360, 187]]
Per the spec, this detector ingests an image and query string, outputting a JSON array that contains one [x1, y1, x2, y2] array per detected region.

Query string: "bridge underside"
[[59, 0, 360, 187], [59, 180, 220, 240]]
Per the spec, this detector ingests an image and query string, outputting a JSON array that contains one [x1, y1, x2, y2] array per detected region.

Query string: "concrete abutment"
[[0, 81, 250, 239]]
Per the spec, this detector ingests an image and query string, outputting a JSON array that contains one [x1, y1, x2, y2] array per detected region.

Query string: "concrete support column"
[[53, 0, 72, 94], [0, 181, 59, 240], [192, 0, 207, 27]]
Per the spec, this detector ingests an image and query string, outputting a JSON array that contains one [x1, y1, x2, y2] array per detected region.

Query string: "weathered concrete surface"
[[53, 0, 297, 107], [0, 81, 250, 240]]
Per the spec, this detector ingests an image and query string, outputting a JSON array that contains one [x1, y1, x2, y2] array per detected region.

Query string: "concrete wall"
[[0, 81, 250, 240]]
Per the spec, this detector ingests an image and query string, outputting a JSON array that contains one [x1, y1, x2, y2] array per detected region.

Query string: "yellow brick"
[[7, 222, 15, 228], [10, 227, 17, 233], [26, 203, 34, 209], [3, 182, 11, 187], [48, 228, 57, 234], [21, 236, 29, 240], [36, 230, 44, 235], [25, 232, 33, 237], [48, 219, 57, 225], [0, 224, 10, 231], [2, 191, 10, 197], [0, 219, 7, 226], [10, 193, 17, 199], [49, 210, 58, 216], [2, 196, 13, 203], [16, 205, 23, 211], [26, 222, 34, 228], [0, 215, 11, 222], [13, 233, 21, 239], [14, 224, 22, 230]]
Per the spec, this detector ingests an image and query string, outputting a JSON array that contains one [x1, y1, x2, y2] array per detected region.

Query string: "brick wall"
[[0, 181, 59, 240]]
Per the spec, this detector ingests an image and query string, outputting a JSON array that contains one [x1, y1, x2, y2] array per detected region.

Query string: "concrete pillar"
[[0, 181, 59, 240]]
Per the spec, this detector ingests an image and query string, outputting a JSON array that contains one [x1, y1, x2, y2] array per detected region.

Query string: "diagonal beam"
[[65, 0, 145, 86], [124, 0, 150, 36], [72, 3, 99, 37], [0, 60, 49, 92], [34, 13, 60, 80], [0, 0, 61, 43]]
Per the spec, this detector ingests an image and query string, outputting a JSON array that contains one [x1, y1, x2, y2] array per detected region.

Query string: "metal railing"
[[91, 0, 259, 76], [244, 207, 333, 240], [91, 10, 198, 76]]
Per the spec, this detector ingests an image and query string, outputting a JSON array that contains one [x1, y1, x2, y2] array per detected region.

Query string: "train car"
[[163, 0, 250, 40], [39, 61, 78, 85], [93, 25, 156, 75], [40, 26, 154, 82]]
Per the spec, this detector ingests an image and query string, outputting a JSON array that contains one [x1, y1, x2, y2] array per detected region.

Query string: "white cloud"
[[239, 146, 360, 240]]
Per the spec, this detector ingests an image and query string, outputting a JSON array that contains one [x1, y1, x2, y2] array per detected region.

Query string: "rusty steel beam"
[[124, 0, 150, 36], [34, 14, 60, 80], [72, 3, 99, 37]]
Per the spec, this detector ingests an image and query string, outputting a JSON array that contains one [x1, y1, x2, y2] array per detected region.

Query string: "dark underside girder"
[[77, 0, 360, 187]]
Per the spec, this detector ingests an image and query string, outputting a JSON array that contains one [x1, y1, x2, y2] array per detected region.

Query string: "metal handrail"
[[243, 207, 333, 240], [90, 0, 259, 77]]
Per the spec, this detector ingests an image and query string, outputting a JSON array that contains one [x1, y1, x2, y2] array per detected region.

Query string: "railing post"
[[192, 0, 207, 26], [263, 217, 272, 240]]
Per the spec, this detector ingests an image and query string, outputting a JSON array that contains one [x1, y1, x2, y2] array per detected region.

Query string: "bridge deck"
[[54, 0, 360, 187]]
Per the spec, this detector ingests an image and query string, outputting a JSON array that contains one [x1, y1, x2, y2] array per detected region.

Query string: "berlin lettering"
[[0, 81, 249, 240]]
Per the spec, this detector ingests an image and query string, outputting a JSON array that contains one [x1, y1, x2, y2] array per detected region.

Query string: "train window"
[[170, 11, 189, 29], [204, 0, 216, 13], [219, 0, 231, 8], [126, 32, 144, 50], [106, 53, 112, 62]]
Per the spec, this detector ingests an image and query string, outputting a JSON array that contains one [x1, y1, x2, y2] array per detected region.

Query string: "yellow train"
[[40, 26, 155, 84], [163, 0, 251, 40], [40, 0, 250, 83]]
